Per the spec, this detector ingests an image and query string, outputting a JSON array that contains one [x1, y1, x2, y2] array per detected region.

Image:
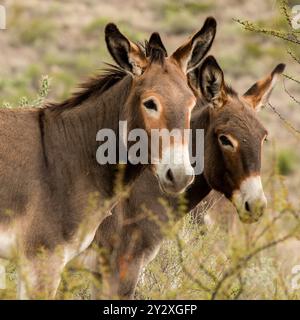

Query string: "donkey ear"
[[198, 55, 227, 108], [242, 63, 285, 112], [146, 32, 168, 58], [105, 23, 147, 76], [170, 17, 216, 74]]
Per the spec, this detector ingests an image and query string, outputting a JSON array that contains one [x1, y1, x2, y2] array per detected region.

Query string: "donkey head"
[[105, 18, 216, 194], [196, 56, 285, 223]]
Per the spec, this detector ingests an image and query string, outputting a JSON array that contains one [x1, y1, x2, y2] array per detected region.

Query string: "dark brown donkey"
[[0, 20, 217, 299], [78, 56, 285, 299]]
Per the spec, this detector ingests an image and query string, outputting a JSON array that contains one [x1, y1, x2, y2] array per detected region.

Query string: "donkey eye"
[[143, 99, 157, 111], [219, 135, 234, 148]]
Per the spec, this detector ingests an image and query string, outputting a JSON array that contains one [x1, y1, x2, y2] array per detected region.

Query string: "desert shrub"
[[163, 10, 199, 35], [18, 18, 55, 45], [83, 17, 111, 36], [84, 18, 145, 43], [158, 0, 214, 17], [277, 149, 298, 175]]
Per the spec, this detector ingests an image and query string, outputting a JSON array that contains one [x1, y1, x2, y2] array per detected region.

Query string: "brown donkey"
[[0, 20, 217, 298], [78, 56, 285, 299]]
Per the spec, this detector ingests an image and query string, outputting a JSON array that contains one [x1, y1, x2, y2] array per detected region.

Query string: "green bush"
[[18, 18, 56, 45], [277, 149, 298, 176]]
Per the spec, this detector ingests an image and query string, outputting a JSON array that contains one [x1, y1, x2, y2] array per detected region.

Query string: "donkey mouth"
[[157, 173, 194, 196], [231, 176, 267, 224], [235, 202, 265, 224], [233, 202, 265, 224], [238, 213, 261, 224], [157, 180, 189, 196]]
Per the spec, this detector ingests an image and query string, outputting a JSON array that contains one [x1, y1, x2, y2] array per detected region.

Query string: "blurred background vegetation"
[[0, 0, 300, 299]]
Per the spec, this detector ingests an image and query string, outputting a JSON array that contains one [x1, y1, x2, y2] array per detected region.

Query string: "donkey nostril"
[[245, 201, 250, 212], [166, 168, 175, 184]]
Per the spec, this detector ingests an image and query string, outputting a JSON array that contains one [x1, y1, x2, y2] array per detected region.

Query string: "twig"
[[233, 273, 244, 300], [287, 49, 300, 64], [283, 78, 300, 105], [280, 0, 292, 29], [175, 235, 212, 294], [234, 19, 300, 44], [283, 74, 300, 85], [267, 102, 300, 137], [211, 232, 295, 300]]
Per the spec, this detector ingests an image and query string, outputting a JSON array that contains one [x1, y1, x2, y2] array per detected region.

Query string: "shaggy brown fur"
[[77, 56, 284, 299], [0, 19, 217, 299]]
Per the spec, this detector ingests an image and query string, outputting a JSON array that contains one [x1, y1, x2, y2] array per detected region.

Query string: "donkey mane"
[[44, 36, 170, 114], [45, 64, 127, 112], [225, 84, 237, 96]]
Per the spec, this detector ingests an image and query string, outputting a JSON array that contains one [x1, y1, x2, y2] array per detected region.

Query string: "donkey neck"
[[41, 74, 142, 198], [185, 106, 212, 211]]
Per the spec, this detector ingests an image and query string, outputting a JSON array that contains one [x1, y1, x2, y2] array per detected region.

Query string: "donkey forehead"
[[140, 60, 195, 99], [214, 104, 268, 140]]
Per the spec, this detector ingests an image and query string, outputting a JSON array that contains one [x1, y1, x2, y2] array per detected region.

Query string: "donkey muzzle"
[[155, 144, 195, 195], [232, 175, 267, 224]]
